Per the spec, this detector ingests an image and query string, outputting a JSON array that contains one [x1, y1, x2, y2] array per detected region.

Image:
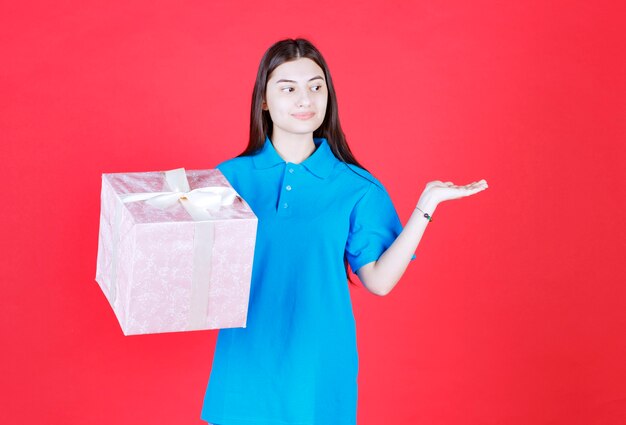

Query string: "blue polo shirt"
[[201, 136, 415, 425]]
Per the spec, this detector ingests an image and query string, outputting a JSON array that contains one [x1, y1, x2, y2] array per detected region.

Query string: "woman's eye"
[[281, 87, 295, 92], [311, 85, 322, 92]]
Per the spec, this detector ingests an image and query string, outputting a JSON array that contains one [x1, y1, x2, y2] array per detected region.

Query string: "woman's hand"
[[417, 179, 488, 212]]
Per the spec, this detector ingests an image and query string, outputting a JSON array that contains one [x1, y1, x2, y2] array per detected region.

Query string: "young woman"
[[201, 38, 488, 425]]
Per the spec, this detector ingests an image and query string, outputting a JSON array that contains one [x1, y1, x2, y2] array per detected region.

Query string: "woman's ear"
[[261, 100, 268, 111]]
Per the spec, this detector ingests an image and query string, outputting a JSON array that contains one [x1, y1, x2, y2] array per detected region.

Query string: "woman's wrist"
[[415, 199, 438, 222], [416, 194, 438, 212], [415, 205, 434, 222]]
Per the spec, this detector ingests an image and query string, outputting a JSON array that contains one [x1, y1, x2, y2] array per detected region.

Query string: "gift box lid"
[[102, 169, 256, 224]]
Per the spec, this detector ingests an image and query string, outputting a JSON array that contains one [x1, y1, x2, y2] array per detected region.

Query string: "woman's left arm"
[[357, 179, 488, 296]]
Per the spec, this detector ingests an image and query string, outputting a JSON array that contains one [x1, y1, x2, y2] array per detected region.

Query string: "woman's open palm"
[[419, 179, 489, 207]]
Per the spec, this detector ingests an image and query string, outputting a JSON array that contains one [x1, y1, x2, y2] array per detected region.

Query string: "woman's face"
[[263, 57, 328, 139]]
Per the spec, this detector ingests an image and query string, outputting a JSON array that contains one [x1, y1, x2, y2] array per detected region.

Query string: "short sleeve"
[[345, 182, 416, 274], [215, 158, 242, 194]]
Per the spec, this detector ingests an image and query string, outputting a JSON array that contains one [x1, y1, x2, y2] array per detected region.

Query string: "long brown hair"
[[237, 38, 370, 286]]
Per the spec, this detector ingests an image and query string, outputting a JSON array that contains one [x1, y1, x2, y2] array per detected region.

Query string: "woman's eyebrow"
[[275, 76, 325, 84]]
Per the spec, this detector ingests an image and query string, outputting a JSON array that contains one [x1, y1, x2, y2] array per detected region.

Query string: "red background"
[[2, 1, 625, 424]]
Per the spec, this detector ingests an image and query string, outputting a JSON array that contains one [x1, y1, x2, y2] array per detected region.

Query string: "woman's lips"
[[292, 112, 315, 120]]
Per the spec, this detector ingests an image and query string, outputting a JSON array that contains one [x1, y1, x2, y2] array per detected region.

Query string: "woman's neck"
[[270, 131, 317, 164]]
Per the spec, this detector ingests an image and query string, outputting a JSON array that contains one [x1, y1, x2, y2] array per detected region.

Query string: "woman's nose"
[[297, 91, 311, 107]]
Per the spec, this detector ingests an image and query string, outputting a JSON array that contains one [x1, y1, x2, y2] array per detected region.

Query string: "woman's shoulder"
[[215, 155, 252, 173], [214, 155, 254, 188], [340, 162, 387, 192]]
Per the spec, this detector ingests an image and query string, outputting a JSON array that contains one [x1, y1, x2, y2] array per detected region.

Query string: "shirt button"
[[283, 203, 289, 208], [288, 168, 294, 173], [286, 185, 292, 191]]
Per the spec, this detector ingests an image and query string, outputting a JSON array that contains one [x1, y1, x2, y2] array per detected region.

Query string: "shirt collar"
[[252, 135, 337, 179]]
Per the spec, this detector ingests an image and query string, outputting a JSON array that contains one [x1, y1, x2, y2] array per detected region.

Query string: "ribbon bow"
[[120, 168, 238, 220]]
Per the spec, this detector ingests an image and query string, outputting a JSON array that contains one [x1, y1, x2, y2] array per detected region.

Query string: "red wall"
[[2, 1, 625, 424]]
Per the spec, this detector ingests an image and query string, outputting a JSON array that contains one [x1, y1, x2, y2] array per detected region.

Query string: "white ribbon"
[[120, 168, 238, 220]]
